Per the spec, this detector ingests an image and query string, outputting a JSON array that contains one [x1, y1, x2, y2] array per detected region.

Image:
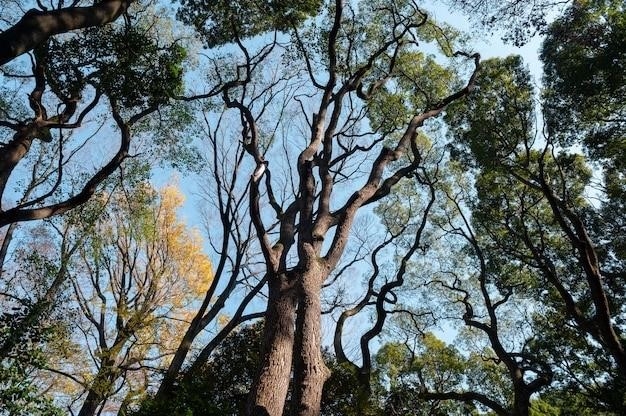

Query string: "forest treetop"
[[0, 0, 624, 415]]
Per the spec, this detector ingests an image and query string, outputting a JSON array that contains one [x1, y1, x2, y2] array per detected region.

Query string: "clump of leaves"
[[178, 0, 322, 47], [0, 302, 64, 416], [45, 24, 186, 109]]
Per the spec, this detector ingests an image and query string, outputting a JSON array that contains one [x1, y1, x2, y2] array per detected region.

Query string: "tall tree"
[[173, 1, 480, 414], [153, 101, 268, 399], [39, 180, 213, 416], [0, 222, 68, 416], [445, 38, 625, 412], [0, 1, 187, 227]]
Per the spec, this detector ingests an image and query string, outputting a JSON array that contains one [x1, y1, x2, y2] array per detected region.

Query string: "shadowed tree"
[[445, 16, 626, 407]]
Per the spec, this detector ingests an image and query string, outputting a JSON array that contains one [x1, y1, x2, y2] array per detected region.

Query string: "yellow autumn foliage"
[[46, 181, 214, 405], [155, 184, 213, 301]]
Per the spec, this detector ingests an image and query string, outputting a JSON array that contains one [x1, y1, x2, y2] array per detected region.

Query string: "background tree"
[[330, 2, 625, 414], [0, 208, 89, 415], [442, 3, 626, 408], [36, 178, 212, 416], [447, 0, 577, 45], [133, 322, 265, 416], [154, 97, 269, 400], [0, 1, 188, 227], [0, 248, 66, 416]]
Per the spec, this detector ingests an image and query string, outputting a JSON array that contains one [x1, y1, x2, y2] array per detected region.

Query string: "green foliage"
[[441, 5, 626, 415], [541, 2, 626, 295], [367, 51, 456, 134], [375, 335, 493, 415], [320, 355, 382, 416], [132, 322, 382, 416], [0, 303, 63, 416], [410, 334, 466, 391], [177, 0, 322, 47], [446, 55, 535, 170], [529, 398, 561, 416], [449, 0, 571, 46], [542, 0, 626, 164], [132, 322, 263, 416], [45, 22, 186, 109], [134, 101, 202, 172], [528, 303, 626, 414]]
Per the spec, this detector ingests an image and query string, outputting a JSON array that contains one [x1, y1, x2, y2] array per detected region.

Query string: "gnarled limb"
[[0, 0, 134, 66]]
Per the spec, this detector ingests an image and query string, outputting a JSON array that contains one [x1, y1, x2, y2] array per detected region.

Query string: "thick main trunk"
[[78, 389, 103, 416], [291, 271, 330, 416], [247, 276, 297, 416], [512, 385, 530, 416]]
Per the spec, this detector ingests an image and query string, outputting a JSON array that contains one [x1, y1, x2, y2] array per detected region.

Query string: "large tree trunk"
[[78, 389, 103, 416], [291, 269, 330, 416], [247, 274, 297, 416]]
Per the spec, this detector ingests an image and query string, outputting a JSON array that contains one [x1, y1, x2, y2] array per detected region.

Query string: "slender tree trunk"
[[0, 222, 16, 278], [540, 182, 626, 377], [78, 357, 118, 416], [291, 269, 330, 416], [247, 274, 297, 416], [0, 247, 74, 358], [155, 318, 202, 398]]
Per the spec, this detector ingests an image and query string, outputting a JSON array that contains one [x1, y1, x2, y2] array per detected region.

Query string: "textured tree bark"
[[247, 275, 297, 416], [512, 398, 531, 416], [77, 389, 103, 416], [0, 222, 16, 275], [238, 11, 480, 416], [0, 0, 134, 66], [291, 269, 330, 416]]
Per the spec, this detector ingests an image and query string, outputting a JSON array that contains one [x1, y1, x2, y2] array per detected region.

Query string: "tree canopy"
[[0, 0, 624, 415]]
